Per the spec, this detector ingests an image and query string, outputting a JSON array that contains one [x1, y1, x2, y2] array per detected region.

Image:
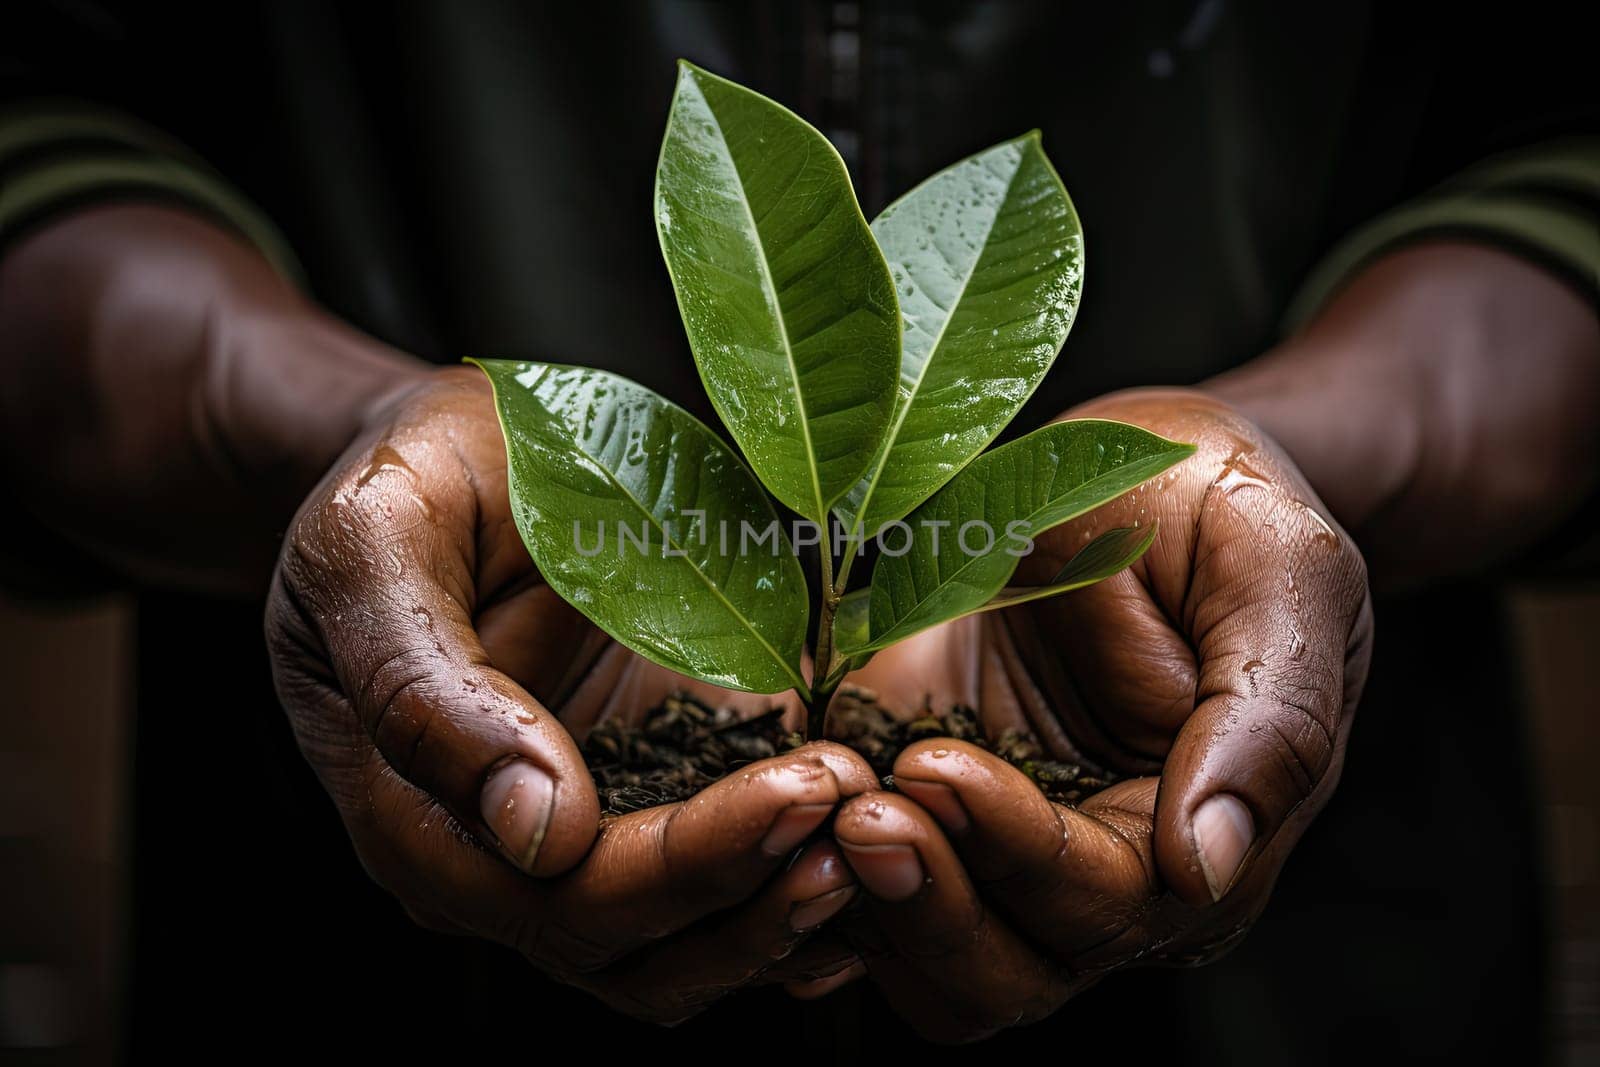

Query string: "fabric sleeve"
[[1284, 137, 1599, 331], [0, 99, 303, 283]]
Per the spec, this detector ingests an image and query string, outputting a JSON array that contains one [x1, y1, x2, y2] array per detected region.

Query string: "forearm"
[[0, 204, 428, 594], [1206, 242, 1600, 587]]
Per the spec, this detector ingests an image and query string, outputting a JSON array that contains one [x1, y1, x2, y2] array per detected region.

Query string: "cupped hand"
[[265, 367, 875, 1023], [821, 388, 1373, 1040]]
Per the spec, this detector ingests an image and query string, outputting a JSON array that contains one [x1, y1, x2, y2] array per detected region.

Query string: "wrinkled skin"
[[820, 390, 1372, 1040], [266, 368, 1371, 1033], [9, 204, 1589, 1038], [267, 368, 877, 1024]]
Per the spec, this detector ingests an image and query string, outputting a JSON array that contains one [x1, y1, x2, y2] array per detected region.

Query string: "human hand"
[[822, 388, 1372, 1040], [266, 367, 877, 1022]]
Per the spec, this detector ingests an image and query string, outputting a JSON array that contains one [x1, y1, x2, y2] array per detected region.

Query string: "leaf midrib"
[[870, 449, 1186, 648], [848, 142, 1027, 534], [693, 75, 828, 523], [517, 365, 808, 694]]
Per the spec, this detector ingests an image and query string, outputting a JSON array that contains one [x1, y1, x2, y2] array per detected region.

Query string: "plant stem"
[[833, 527, 862, 596], [808, 526, 840, 740]]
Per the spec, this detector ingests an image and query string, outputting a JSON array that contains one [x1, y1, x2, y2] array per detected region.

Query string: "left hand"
[[804, 388, 1373, 1041]]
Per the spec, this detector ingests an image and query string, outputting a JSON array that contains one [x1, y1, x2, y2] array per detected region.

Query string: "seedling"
[[472, 63, 1194, 740]]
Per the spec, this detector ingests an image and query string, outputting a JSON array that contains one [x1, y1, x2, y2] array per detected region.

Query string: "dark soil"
[[583, 687, 1118, 815]]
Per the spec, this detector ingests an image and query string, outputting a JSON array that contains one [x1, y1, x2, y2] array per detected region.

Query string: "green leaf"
[[832, 525, 1155, 659], [654, 61, 901, 524], [471, 359, 810, 696], [860, 420, 1194, 651], [825, 588, 875, 686], [836, 132, 1083, 539], [982, 524, 1157, 613]]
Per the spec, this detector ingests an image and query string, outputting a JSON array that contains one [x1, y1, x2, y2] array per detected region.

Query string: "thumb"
[[1154, 472, 1370, 907], [271, 424, 599, 876]]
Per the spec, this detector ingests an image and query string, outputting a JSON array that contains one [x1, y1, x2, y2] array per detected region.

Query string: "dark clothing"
[[5, 0, 1594, 1059]]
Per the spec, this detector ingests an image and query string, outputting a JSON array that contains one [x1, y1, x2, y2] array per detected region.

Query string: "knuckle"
[[363, 646, 443, 740], [1256, 687, 1335, 798], [1161, 914, 1258, 967], [512, 914, 639, 982], [535, 925, 631, 976], [1343, 543, 1371, 597], [899, 902, 990, 963]]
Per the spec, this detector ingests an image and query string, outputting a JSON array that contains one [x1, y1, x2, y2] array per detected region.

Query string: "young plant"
[[471, 63, 1195, 740]]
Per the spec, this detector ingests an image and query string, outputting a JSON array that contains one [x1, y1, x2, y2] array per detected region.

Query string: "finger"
[[554, 640, 808, 739], [1015, 536, 1198, 766], [768, 931, 864, 987], [352, 741, 874, 973], [275, 405, 597, 876], [784, 960, 867, 1000], [475, 578, 610, 709], [894, 741, 1171, 966], [832, 792, 1072, 1041], [1154, 465, 1368, 907], [542, 742, 878, 970], [582, 841, 858, 1024]]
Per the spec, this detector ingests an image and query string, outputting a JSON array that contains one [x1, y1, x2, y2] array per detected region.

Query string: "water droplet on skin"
[[1242, 658, 1265, 695], [357, 444, 415, 488], [1215, 450, 1272, 497], [1301, 503, 1340, 547]]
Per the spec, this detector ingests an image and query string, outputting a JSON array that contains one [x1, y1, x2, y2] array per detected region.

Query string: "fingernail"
[[1194, 793, 1254, 901], [761, 803, 834, 857], [839, 842, 925, 902], [895, 779, 970, 833], [788, 960, 867, 1000], [789, 885, 858, 931], [809, 954, 864, 981], [480, 759, 554, 873]]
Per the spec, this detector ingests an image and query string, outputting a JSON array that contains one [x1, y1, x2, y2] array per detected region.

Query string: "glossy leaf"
[[982, 524, 1157, 613], [824, 588, 875, 686], [471, 359, 810, 695], [833, 525, 1156, 659], [835, 132, 1083, 539], [860, 420, 1193, 651], [654, 61, 900, 523]]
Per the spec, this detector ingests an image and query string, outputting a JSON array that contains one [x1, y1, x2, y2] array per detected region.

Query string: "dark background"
[[2, 1, 1596, 1061]]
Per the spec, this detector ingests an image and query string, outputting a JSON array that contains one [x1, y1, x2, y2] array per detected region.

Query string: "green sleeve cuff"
[[0, 101, 303, 284], [1285, 138, 1600, 331]]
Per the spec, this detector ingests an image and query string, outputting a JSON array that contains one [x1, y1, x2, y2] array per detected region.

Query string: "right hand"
[[266, 367, 875, 1023]]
